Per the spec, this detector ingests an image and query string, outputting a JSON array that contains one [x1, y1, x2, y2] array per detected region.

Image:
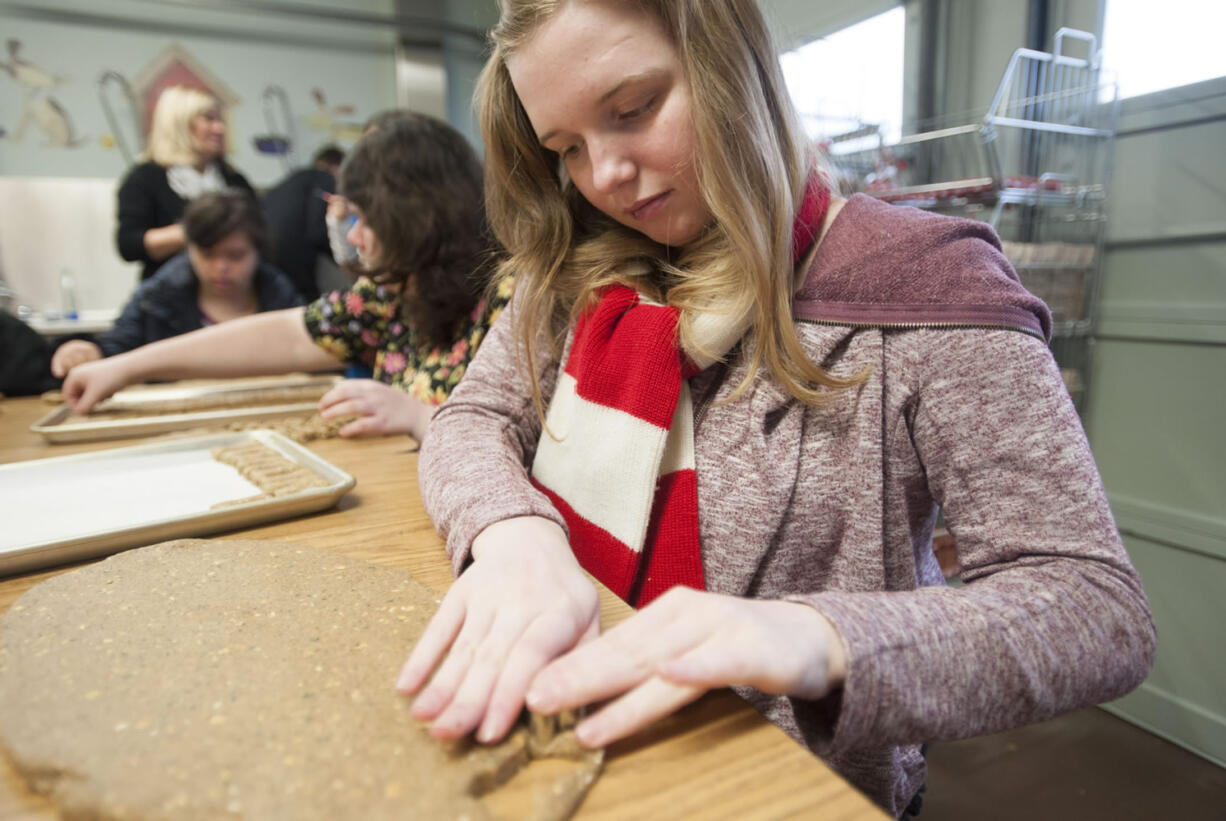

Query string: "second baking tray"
[[0, 430, 355, 576], [31, 375, 341, 444]]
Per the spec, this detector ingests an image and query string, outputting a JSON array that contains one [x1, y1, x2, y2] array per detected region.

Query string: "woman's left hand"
[[318, 378, 436, 440], [50, 339, 104, 378], [524, 587, 847, 748]]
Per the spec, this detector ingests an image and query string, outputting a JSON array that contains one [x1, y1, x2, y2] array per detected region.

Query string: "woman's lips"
[[629, 191, 670, 221]]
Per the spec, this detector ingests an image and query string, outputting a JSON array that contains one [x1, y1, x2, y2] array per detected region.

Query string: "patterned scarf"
[[531, 177, 830, 606], [166, 162, 226, 201]]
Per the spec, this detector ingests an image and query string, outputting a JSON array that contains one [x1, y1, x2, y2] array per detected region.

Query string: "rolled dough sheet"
[[0, 540, 601, 820]]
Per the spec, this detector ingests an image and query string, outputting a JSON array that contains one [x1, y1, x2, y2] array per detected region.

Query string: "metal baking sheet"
[[31, 375, 342, 444], [0, 430, 355, 576]]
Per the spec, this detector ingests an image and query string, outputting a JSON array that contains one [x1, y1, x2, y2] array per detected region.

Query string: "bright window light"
[[1102, 0, 1226, 99], [780, 6, 905, 150]]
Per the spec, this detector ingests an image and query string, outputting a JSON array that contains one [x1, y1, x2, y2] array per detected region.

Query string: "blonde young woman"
[[397, 1, 1157, 818], [116, 86, 254, 281]]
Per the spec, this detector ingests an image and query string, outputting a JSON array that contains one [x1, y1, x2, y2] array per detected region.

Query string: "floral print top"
[[303, 276, 514, 405]]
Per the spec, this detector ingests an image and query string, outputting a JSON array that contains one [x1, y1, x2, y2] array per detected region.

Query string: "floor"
[[922, 707, 1226, 820]]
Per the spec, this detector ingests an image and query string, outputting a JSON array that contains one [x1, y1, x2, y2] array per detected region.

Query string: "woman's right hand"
[[50, 339, 103, 378], [62, 355, 137, 413], [324, 193, 351, 222], [396, 516, 599, 745]]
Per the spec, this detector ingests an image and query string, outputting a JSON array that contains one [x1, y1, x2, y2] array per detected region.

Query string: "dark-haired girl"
[[51, 189, 302, 377], [62, 113, 507, 443]]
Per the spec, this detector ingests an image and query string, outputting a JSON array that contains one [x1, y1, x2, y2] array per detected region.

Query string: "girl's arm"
[[402, 297, 603, 743], [141, 223, 187, 262], [784, 328, 1156, 752], [62, 307, 337, 412], [417, 295, 570, 571]]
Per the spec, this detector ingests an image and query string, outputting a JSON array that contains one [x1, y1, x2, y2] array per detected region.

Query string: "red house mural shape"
[[131, 43, 240, 147]]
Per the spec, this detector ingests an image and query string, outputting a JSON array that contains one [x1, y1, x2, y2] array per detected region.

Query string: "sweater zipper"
[[693, 361, 730, 429], [795, 316, 1047, 340]]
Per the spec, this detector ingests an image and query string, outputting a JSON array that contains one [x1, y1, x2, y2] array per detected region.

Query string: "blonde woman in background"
[[116, 86, 254, 281]]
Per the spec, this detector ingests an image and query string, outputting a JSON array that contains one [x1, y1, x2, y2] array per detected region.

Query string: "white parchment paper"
[[4, 449, 262, 549]]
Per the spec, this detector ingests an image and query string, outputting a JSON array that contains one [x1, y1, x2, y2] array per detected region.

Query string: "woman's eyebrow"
[[537, 70, 664, 146]]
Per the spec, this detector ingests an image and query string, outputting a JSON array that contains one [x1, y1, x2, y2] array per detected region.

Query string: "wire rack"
[[831, 28, 1119, 410]]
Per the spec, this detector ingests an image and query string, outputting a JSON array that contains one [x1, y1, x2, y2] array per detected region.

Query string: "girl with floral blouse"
[[63, 113, 506, 442]]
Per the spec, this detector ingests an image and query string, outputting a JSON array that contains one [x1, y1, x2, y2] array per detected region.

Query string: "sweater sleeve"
[[115, 164, 162, 265], [95, 286, 153, 357], [792, 328, 1156, 751], [417, 292, 568, 575]]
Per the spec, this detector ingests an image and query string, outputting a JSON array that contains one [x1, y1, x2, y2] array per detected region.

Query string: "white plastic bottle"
[[59, 268, 79, 320]]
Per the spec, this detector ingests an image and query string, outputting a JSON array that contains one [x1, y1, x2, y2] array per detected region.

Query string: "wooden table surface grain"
[[0, 394, 886, 820]]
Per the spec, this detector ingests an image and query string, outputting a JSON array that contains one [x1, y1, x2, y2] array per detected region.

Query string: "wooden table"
[[0, 395, 886, 820]]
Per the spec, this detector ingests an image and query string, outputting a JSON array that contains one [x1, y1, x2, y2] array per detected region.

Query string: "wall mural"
[[302, 87, 364, 144], [92, 44, 364, 171], [0, 18, 389, 183], [0, 39, 86, 148]]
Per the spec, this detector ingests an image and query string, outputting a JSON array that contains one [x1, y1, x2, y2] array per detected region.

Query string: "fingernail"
[[575, 720, 600, 748], [410, 693, 438, 719], [525, 687, 550, 712], [394, 669, 415, 693]]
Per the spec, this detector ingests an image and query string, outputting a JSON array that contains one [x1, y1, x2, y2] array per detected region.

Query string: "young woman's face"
[[506, 2, 711, 247], [190, 230, 258, 297], [190, 106, 226, 160], [346, 207, 382, 268]]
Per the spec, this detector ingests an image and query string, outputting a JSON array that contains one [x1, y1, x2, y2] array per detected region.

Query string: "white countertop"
[[25, 309, 120, 337]]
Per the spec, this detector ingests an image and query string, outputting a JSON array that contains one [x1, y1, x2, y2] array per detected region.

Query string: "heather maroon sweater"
[[419, 194, 1156, 816]]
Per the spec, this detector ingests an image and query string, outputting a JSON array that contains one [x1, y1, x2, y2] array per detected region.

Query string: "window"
[[1102, 0, 1226, 99], [779, 6, 905, 151]]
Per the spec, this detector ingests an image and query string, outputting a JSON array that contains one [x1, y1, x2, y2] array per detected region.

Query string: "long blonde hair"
[[479, 0, 857, 417], [146, 86, 220, 167]]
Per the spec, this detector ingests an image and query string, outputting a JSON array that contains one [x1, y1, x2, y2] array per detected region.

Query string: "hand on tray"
[[318, 379, 436, 440], [61, 355, 133, 413], [50, 340, 103, 379]]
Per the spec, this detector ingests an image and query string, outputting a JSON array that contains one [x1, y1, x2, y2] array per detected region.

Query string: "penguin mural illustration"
[[1, 39, 86, 148], [302, 88, 362, 143]]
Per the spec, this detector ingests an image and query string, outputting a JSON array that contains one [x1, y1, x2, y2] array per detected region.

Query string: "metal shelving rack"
[[834, 28, 1118, 412]]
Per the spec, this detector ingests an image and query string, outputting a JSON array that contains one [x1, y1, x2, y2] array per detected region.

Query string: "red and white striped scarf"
[[531, 178, 830, 607]]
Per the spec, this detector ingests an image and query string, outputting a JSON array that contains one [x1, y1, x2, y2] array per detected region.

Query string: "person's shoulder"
[[218, 161, 254, 192], [120, 161, 167, 188], [796, 193, 1049, 338], [821, 193, 1007, 270], [254, 262, 307, 308], [140, 253, 196, 292], [124, 254, 196, 316], [266, 167, 333, 202]]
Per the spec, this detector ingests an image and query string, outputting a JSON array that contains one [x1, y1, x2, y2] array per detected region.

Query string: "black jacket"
[[115, 160, 254, 281], [0, 310, 58, 396], [96, 253, 304, 357], [262, 167, 336, 301]]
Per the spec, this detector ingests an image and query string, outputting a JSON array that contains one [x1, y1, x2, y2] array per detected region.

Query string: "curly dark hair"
[[183, 189, 269, 258], [339, 112, 498, 351]]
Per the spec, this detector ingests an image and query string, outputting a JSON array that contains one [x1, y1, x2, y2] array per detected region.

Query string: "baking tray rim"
[[93, 374, 341, 410], [1, 430, 356, 575], [30, 401, 324, 443]]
